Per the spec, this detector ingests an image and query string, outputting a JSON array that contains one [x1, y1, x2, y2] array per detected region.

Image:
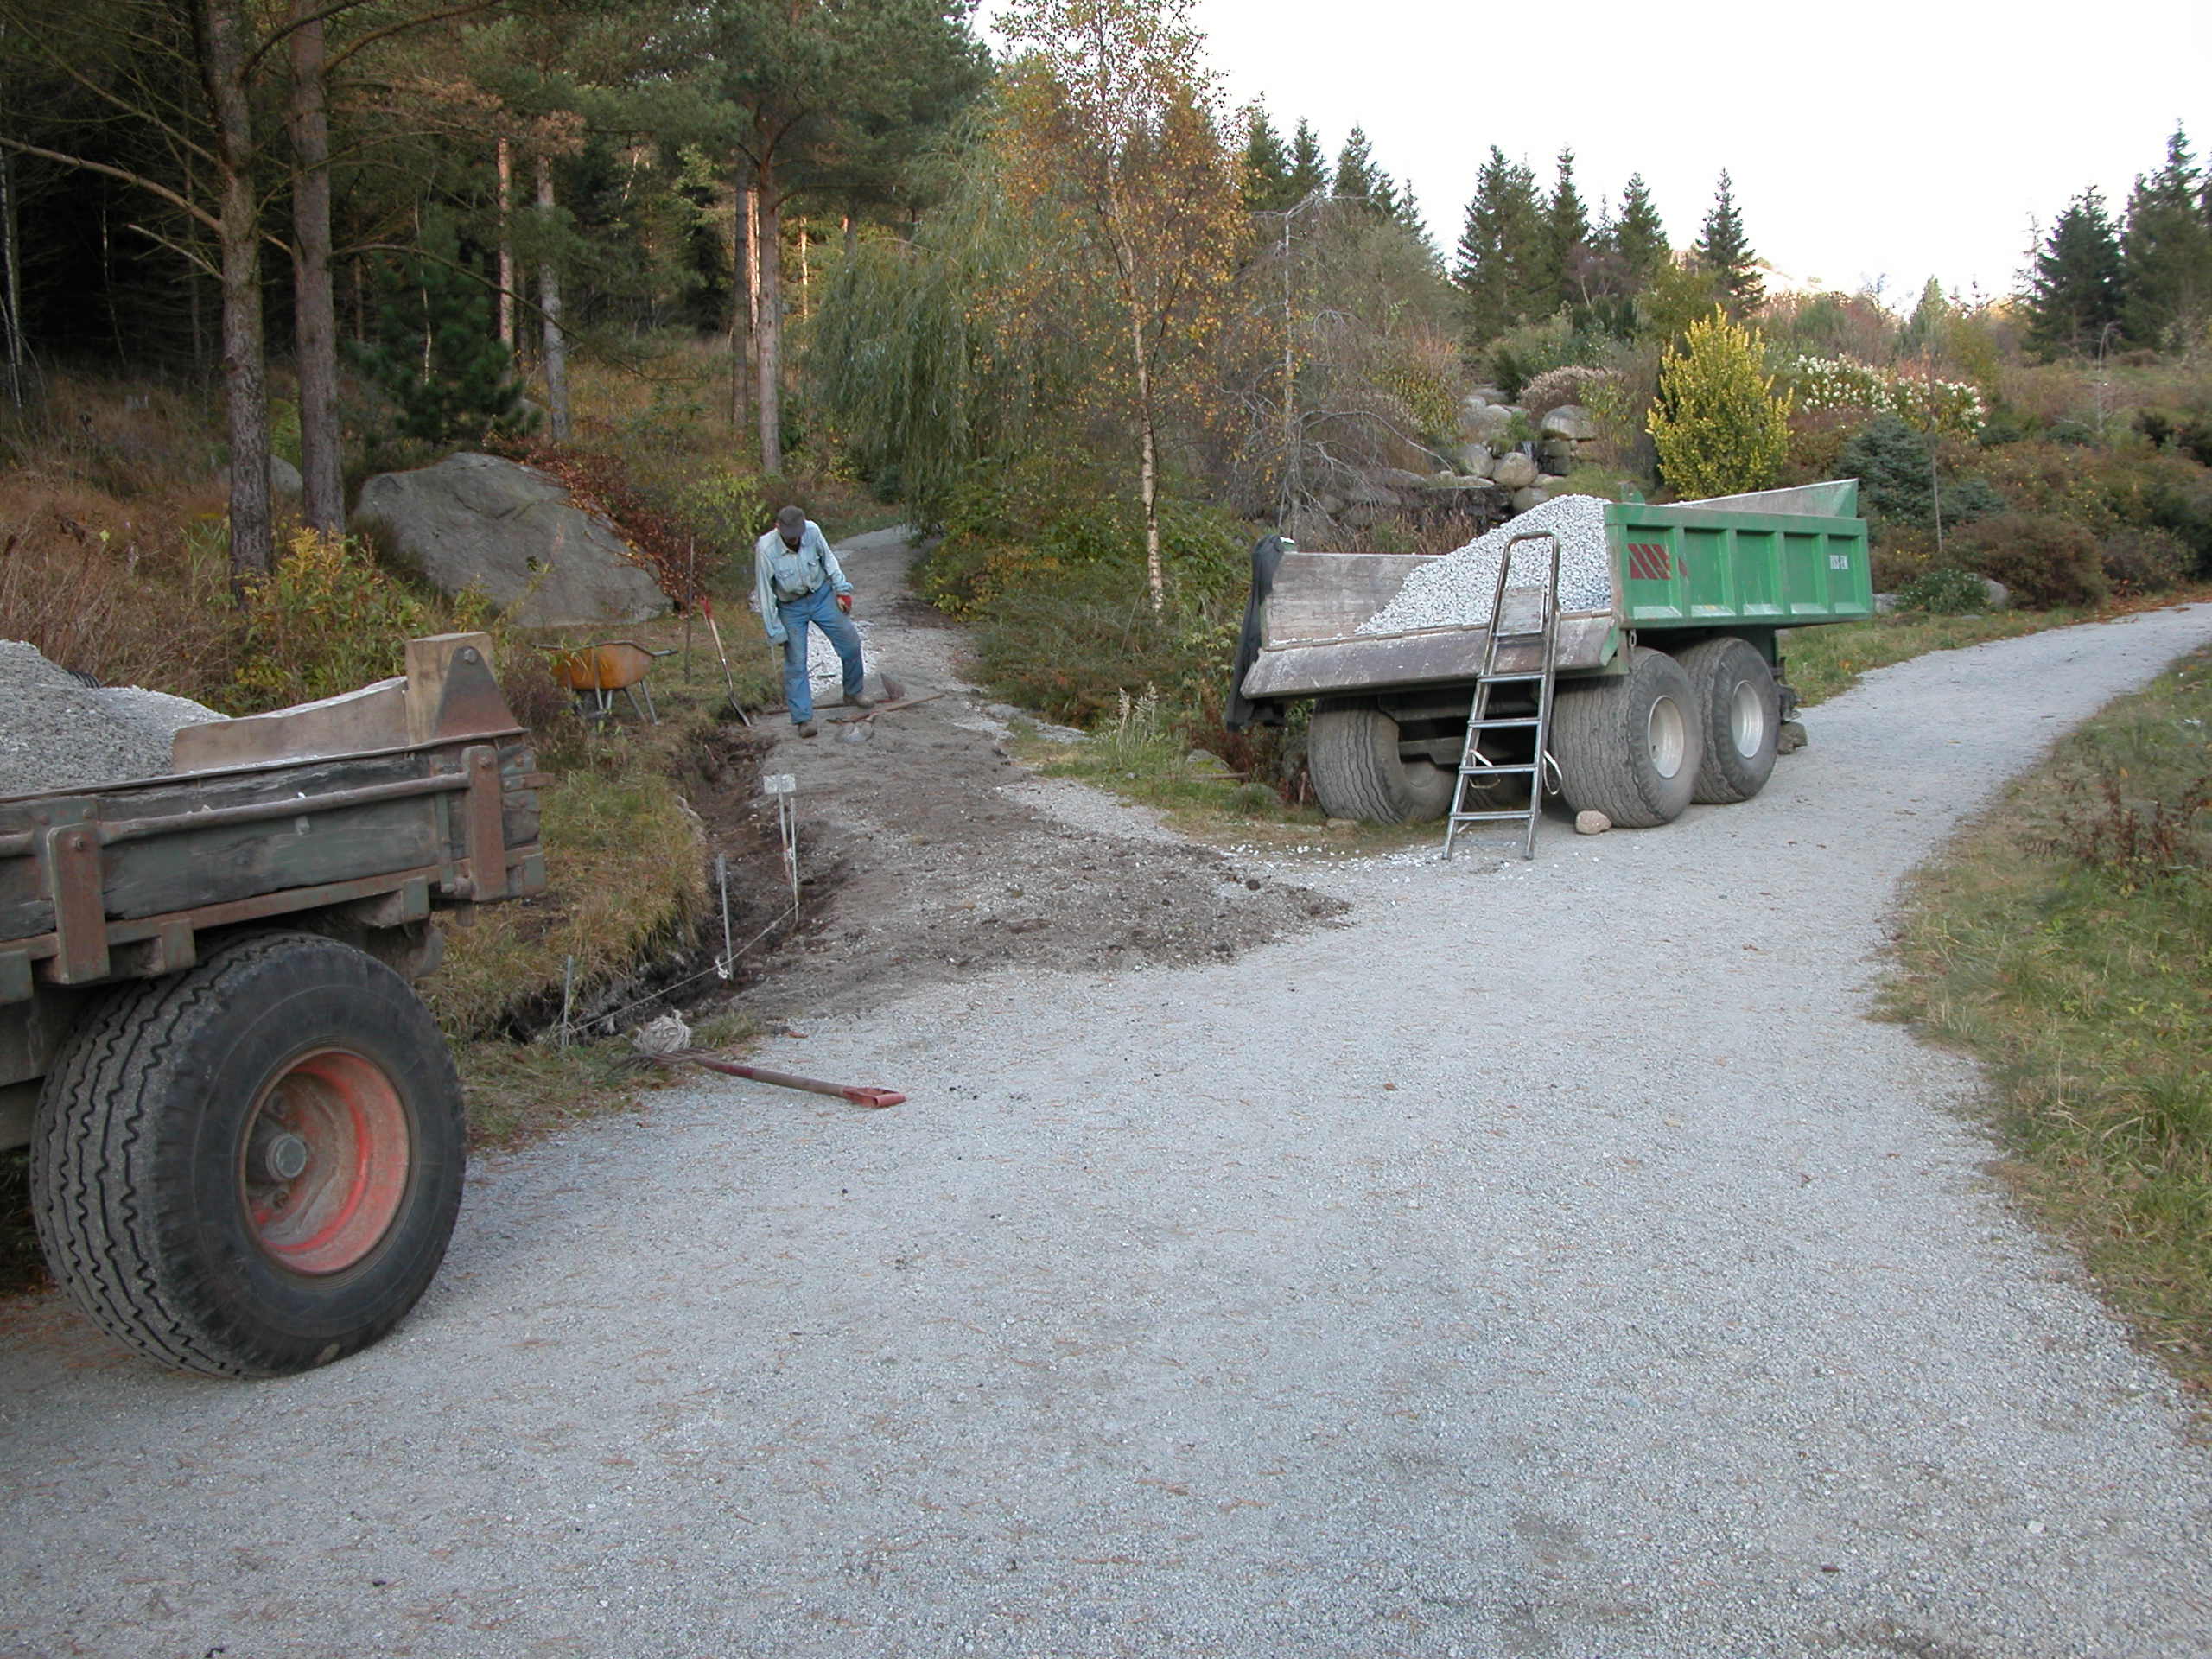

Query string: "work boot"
[[796, 720, 820, 738], [847, 690, 878, 710]]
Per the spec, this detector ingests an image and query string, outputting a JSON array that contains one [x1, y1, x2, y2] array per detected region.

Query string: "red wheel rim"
[[241, 1050, 411, 1274]]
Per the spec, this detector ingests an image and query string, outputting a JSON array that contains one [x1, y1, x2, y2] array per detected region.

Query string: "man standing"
[[753, 505, 872, 737]]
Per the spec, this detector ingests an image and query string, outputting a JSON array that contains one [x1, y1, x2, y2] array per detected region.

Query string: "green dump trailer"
[[1232, 481, 1873, 828]]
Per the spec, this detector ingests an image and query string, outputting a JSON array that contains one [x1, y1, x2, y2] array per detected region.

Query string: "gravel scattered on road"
[[1359, 493, 1613, 632]]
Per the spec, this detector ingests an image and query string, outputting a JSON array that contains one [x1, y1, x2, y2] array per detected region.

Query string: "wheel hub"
[[1647, 696, 1688, 780], [1729, 677, 1767, 758], [241, 1051, 411, 1275]]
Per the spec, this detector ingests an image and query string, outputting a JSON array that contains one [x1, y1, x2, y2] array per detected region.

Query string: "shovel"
[[699, 597, 752, 727]]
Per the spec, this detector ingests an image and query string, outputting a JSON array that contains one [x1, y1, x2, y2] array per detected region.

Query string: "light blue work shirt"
[[753, 521, 852, 645]]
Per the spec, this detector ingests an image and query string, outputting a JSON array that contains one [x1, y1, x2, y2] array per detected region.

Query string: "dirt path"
[[725, 526, 1338, 1020], [5, 585, 2212, 1659]]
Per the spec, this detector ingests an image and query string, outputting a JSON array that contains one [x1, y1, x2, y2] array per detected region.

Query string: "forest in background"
[[0, 0, 2206, 733]]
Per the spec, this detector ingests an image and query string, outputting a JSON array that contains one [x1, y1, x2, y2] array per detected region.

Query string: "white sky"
[[988, 0, 2210, 308]]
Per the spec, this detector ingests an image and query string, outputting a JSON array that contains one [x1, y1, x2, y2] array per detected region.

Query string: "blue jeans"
[[775, 582, 864, 723]]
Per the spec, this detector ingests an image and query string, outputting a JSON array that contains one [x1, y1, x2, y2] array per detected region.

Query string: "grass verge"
[[1879, 645, 2212, 1392]]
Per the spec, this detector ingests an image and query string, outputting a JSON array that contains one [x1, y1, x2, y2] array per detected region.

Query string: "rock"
[[1457, 442, 1494, 478], [218, 454, 304, 499], [837, 722, 874, 743], [1872, 592, 1899, 615], [1460, 402, 1520, 447], [1491, 451, 1539, 491], [1535, 474, 1567, 489], [1980, 576, 2010, 610], [1538, 439, 1578, 470], [1325, 817, 1359, 830], [1466, 385, 1506, 407], [1185, 748, 1234, 775], [355, 452, 671, 627], [1510, 486, 1550, 513], [1574, 809, 1611, 836], [1541, 404, 1599, 442], [1777, 720, 1808, 754], [629, 1011, 691, 1056]]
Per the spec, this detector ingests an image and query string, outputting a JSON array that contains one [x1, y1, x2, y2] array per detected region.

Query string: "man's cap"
[[775, 505, 806, 533]]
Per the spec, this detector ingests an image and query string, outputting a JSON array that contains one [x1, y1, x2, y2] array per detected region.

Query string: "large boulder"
[[1459, 400, 1520, 447], [1540, 404, 1598, 442], [1491, 450, 1540, 491], [355, 452, 671, 626], [1457, 442, 1495, 478]]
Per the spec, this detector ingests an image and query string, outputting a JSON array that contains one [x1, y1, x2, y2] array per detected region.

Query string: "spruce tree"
[[1333, 126, 1382, 211], [2025, 188, 2124, 358], [1539, 147, 1590, 308], [352, 217, 531, 445], [1614, 173, 1669, 288], [1242, 104, 1295, 213], [1287, 119, 1327, 202], [1453, 146, 1545, 346], [1694, 169, 1764, 315], [2119, 124, 2212, 348]]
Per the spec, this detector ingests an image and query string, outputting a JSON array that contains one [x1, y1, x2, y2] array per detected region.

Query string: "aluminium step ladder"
[[1442, 529, 1562, 862]]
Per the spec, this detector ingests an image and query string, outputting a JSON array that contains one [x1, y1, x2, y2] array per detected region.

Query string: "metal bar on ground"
[[665, 1050, 904, 1108]]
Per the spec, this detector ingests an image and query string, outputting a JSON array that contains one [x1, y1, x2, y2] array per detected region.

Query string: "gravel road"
[[6, 596, 2212, 1658]]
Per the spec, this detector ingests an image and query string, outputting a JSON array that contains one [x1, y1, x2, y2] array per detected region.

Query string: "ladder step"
[[1449, 810, 1537, 824], [1479, 671, 1548, 683], [1458, 761, 1538, 776], [1467, 716, 1542, 730]]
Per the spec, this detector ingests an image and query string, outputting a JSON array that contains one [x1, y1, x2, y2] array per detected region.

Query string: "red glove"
[[836, 592, 853, 614]]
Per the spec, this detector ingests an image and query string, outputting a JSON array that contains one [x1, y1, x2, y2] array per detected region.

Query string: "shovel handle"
[[677, 1052, 905, 1108]]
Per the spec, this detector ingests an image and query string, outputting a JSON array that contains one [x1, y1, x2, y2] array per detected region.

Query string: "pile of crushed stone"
[[1358, 494, 1616, 633], [0, 639, 222, 798]]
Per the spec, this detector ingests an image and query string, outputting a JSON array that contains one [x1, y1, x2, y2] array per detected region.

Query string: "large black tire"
[[1549, 647, 1702, 828], [29, 931, 466, 1377], [1307, 699, 1458, 823], [1676, 634, 1779, 804]]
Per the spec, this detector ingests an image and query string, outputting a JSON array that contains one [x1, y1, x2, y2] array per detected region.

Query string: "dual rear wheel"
[[1306, 635, 1779, 829]]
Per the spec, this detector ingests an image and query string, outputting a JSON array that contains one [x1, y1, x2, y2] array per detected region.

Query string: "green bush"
[[232, 528, 492, 714], [1649, 310, 1790, 499], [1953, 512, 2109, 609], [1896, 566, 1991, 613], [1838, 416, 2005, 530], [2100, 526, 2195, 595]]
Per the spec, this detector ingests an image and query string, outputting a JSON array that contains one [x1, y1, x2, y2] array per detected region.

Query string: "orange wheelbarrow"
[[538, 639, 676, 725]]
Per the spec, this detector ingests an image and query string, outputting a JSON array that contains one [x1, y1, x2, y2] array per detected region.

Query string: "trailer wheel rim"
[[1729, 677, 1768, 758], [242, 1050, 410, 1275], [1646, 696, 1688, 780]]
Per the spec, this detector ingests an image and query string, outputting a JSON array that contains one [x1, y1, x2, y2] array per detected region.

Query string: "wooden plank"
[[1262, 553, 1432, 645], [42, 824, 110, 984], [99, 799, 446, 922], [171, 679, 406, 772]]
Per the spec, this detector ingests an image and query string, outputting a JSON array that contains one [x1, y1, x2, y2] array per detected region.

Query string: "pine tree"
[[1453, 145, 1544, 346], [1287, 118, 1327, 201], [2120, 124, 2212, 348], [1538, 146, 1590, 308], [1241, 102, 1295, 213], [1693, 169, 1763, 315], [351, 217, 531, 445], [1899, 276, 1948, 357], [2024, 188, 2124, 358], [1333, 125, 1382, 211], [1614, 173, 1669, 287]]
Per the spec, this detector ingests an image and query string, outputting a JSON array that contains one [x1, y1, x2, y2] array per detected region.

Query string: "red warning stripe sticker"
[[1625, 541, 1673, 582]]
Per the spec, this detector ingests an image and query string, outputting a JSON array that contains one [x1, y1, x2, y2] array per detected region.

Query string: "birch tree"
[[1000, 0, 1243, 608]]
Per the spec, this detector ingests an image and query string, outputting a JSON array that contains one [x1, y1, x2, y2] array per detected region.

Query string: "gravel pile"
[[1358, 493, 1614, 634], [0, 639, 220, 798]]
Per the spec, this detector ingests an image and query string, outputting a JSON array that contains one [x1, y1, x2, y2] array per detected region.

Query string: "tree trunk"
[[537, 151, 568, 442], [286, 1, 342, 535], [495, 136, 514, 350], [1106, 204, 1162, 609], [754, 171, 780, 474], [197, 0, 271, 582]]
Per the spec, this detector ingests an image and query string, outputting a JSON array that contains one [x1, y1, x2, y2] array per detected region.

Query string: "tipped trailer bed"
[[1234, 483, 1873, 828]]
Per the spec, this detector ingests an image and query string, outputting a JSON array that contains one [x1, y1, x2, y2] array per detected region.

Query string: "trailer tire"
[[29, 930, 466, 1377], [1677, 635, 1778, 804], [1308, 699, 1457, 823], [1549, 647, 1702, 828]]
